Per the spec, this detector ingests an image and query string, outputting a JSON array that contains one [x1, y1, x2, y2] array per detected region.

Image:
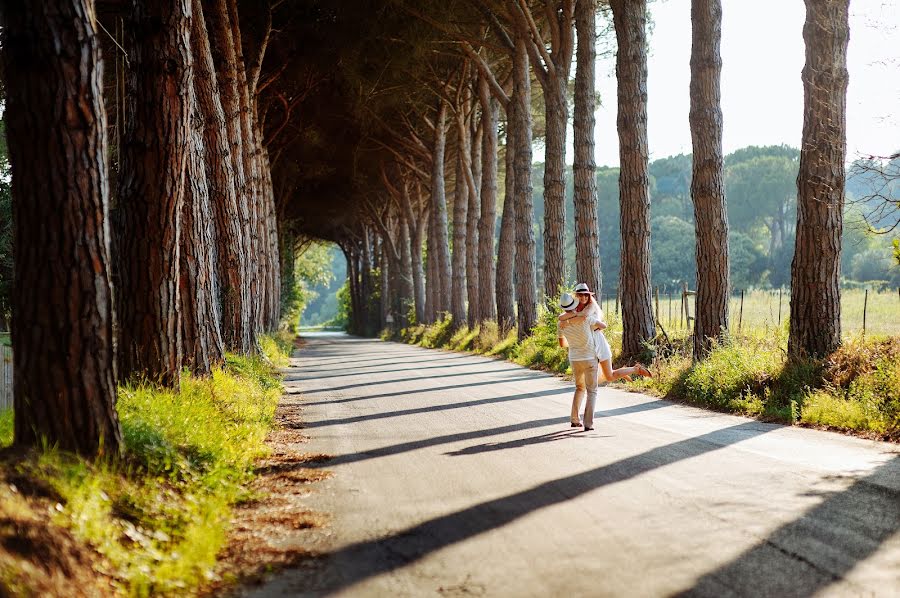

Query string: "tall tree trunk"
[[425, 199, 437, 323], [496, 137, 517, 333], [380, 239, 390, 330], [180, 84, 225, 373], [466, 105, 482, 325], [611, 0, 655, 356], [542, 76, 569, 298], [400, 182, 426, 324], [225, 0, 264, 338], [2, 0, 123, 456], [789, 0, 849, 359], [431, 99, 452, 316], [398, 212, 414, 326], [191, 0, 250, 353], [117, 0, 192, 385], [512, 33, 538, 340], [478, 77, 500, 323], [259, 145, 281, 331], [451, 114, 470, 329], [573, 0, 602, 294], [690, 0, 729, 361]]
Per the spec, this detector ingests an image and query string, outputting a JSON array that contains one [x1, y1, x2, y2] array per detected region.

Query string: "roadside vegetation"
[[0, 333, 292, 597], [385, 292, 899, 441]]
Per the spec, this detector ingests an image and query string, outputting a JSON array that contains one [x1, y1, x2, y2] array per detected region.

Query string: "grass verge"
[[388, 314, 899, 441], [0, 334, 291, 596]]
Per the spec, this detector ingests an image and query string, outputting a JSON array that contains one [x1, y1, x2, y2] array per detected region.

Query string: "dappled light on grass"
[[387, 312, 898, 440], [0, 346, 289, 596]]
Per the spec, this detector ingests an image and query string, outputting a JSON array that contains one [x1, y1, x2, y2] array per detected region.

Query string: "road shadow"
[[677, 454, 900, 597], [300, 386, 572, 429], [283, 359, 517, 382], [295, 374, 556, 406], [277, 420, 777, 594], [288, 367, 535, 393]]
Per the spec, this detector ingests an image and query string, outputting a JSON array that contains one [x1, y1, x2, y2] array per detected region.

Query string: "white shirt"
[[557, 312, 598, 362]]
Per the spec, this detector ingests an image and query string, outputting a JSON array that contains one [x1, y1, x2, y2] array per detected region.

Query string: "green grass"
[[0, 333, 9, 347], [391, 310, 899, 440], [0, 334, 291, 596]]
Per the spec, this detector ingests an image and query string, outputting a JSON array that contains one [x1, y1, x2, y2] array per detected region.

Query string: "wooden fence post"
[[863, 288, 868, 336]]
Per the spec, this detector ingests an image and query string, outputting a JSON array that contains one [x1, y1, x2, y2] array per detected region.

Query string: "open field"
[[596, 287, 900, 338]]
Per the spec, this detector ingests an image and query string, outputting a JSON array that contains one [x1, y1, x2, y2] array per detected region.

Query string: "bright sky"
[[588, 0, 900, 167]]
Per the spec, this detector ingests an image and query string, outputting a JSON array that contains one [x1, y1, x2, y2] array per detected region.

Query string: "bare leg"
[[599, 359, 651, 382]]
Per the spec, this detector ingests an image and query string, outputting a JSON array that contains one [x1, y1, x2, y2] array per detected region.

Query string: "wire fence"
[[595, 286, 900, 338]]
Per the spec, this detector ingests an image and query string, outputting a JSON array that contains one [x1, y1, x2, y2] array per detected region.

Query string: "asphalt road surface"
[[246, 332, 900, 597]]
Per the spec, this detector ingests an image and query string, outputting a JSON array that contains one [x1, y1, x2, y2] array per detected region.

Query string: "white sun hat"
[[559, 292, 578, 311]]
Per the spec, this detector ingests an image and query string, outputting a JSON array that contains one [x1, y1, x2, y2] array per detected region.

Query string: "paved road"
[[248, 332, 900, 597]]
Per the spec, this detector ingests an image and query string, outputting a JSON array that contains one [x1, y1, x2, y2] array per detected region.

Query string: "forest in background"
[[292, 143, 899, 330]]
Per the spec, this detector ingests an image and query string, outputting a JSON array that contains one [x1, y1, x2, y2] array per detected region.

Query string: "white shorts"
[[593, 330, 612, 362]]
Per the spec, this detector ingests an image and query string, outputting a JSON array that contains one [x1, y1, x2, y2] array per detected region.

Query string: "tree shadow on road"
[[299, 386, 572, 429], [269, 420, 781, 594], [676, 454, 900, 597]]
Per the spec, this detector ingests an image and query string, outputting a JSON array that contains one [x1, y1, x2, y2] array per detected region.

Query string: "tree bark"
[[496, 137, 517, 333], [431, 99, 452, 316], [2, 0, 123, 456], [690, 0, 729, 361], [399, 181, 426, 324], [512, 33, 538, 340], [451, 124, 469, 329], [180, 83, 225, 374], [466, 102, 482, 325], [789, 0, 849, 359], [117, 0, 192, 385], [191, 0, 250, 352], [425, 197, 437, 323], [542, 76, 569, 299], [478, 77, 500, 323], [611, 0, 655, 356], [573, 0, 602, 294]]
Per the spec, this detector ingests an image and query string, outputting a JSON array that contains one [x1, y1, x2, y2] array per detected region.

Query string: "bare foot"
[[635, 364, 652, 377]]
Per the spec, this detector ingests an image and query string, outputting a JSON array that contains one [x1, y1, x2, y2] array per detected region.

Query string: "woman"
[[559, 282, 652, 382]]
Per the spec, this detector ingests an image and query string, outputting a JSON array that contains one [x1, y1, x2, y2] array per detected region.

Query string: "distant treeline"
[[527, 145, 900, 294]]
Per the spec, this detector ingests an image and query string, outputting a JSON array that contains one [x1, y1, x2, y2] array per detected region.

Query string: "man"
[[557, 292, 602, 431]]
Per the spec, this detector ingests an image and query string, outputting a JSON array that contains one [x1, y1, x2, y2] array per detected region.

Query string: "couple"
[[556, 282, 652, 431]]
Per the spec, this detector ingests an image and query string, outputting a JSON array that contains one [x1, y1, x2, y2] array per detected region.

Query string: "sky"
[[586, 0, 900, 167]]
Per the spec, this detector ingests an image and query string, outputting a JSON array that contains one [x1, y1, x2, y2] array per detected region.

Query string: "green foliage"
[[510, 306, 569, 373], [281, 242, 335, 332], [330, 280, 351, 329], [0, 408, 11, 446], [0, 353, 281, 596], [650, 216, 695, 289]]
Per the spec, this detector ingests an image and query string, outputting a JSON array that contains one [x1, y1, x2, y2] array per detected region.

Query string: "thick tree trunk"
[[512, 34, 538, 340], [573, 0, 602, 294], [496, 137, 517, 333], [451, 114, 470, 329], [478, 77, 500, 323], [117, 0, 192, 385], [2, 0, 123, 456], [467, 109, 482, 325], [180, 86, 225, 373], [542, 78, 569, 299], [690, 0, 729, 361], [431, 99, 452, 316], [226, 0, 265, 338], [203, 0, 254, 349], [278, 228, 296, 326], [789, 0, 848, 359], [611, 0, 655, 356], [191, 0, 250, 352]]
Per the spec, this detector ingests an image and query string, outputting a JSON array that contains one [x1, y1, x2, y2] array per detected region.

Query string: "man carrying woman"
[[558, 283, 652, 429]]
